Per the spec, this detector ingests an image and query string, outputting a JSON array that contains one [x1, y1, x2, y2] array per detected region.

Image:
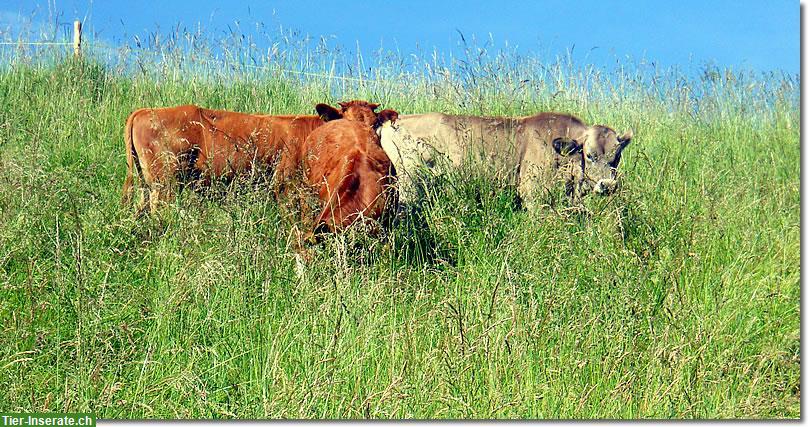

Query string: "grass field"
[[0, 39, 800, 418]]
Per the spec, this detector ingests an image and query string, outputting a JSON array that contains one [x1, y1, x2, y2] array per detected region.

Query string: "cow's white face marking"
[[376, 119, 396, 137], [579, 126, 631, 196]]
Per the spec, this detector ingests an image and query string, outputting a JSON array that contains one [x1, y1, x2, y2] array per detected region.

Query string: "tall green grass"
[[0, 32, 799, 418]]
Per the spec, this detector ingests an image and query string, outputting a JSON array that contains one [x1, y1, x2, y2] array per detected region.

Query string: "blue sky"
[[0, 0, 799, 74]]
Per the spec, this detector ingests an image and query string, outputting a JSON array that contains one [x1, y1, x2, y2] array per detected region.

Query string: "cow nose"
[[594, 178, 618, 195]]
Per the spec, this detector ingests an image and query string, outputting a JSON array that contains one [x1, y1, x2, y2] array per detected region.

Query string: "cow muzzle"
[[593, 178, 618, 195]]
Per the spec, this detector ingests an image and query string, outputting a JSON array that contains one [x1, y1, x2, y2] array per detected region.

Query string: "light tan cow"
[[378, 112, 633, 207]]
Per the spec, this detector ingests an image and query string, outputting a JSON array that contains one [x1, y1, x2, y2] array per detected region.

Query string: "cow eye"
[[586, 153, 597, 162]]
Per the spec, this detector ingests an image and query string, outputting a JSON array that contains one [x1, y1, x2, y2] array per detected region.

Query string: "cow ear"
[[374, 109, 399, 128], [316, 104, 342, 122], [368, 102, 381, 111], [552, 137, 581, 156], [618, 129, 633, 146]]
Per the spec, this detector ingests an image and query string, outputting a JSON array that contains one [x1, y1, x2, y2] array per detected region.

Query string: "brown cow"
[[292, 100, 399, 236], [121, 105, 327, 215]]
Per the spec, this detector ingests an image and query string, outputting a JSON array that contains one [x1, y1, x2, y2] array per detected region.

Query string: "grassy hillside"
[[0, 46, 799, 418]]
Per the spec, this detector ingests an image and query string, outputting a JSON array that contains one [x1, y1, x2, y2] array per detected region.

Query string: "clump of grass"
[[0, 24, 799, 419]]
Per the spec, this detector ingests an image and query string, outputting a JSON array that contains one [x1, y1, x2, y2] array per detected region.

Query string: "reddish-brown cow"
[[292, 100, 399, 236], [122, 105, 326, 215]]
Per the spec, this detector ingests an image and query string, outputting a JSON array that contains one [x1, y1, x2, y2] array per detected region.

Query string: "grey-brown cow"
[[378, 112, 632, 207]]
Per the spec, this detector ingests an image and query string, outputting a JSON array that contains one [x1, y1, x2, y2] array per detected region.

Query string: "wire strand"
[[0, 41, 406, 85]]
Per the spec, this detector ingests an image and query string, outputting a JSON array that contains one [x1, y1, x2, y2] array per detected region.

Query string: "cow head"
[[582, 126, 633, 196], [552, 126, 633, 197], [315, 100, 398, 129]]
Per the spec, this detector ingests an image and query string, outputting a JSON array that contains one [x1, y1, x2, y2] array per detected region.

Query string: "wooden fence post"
[[73, 20, 82, 57]]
